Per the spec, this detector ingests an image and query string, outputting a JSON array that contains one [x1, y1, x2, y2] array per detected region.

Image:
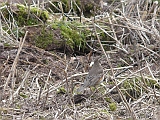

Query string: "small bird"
[[77, 56, 104, 93]]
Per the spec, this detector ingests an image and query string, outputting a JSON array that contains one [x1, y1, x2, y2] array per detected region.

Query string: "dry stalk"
[[41, 69, 52, 109], [3, 31, 28, 101], [93, 21, 136, 119], [0, 6, 17, 41], [138, 44, 160, 58], [106, 12, 124, 51], [41, 72, 87, 95], [64, 55, 69, 94], [9, 67, 30, 101], [64, 55, 74, 106]]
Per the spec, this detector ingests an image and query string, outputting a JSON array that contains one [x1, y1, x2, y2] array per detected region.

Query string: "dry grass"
[[0, 0, 160, 119]]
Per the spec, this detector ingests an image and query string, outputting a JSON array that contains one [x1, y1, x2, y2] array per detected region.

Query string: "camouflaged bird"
[[77, 56, 104, 93]]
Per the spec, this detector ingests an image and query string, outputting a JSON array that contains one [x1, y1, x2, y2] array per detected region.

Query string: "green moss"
[[35, 28, 53, 49], [4, 43, 12, 47], [122, 77, 141, 100], [51, 21, 88, 52], [16, 4, 49, 26], [123, 77, 140, 89], [30, 7, 49, 22], [105, 97, 112, 103], [19, 93, 28, 98], [123, 77, 160, 91], [52, 22, 59, 29], [56, 87, 66, 94], [3, 42, 17, 48], [109, 103, 117, 111], [41, 10, 49, 22], [122, 76, 160, 100], [101, 109, 109, 114], [146, 78, 160, 89], [17, 4, 24, 10]]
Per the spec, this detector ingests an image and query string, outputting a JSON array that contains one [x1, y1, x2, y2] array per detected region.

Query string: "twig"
[[3, 31, 28, 101]]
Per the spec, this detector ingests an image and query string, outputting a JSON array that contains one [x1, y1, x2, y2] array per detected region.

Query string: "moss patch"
[[51, 21, 90, 54], [1, 4, 49, 26], [57, 87, 66, 94], [16, 4, 49, 26], [109, 102, 117, 111], [35, 28, 53, 49]]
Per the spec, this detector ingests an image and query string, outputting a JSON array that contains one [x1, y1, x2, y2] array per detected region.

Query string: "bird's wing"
[[84, 72, 104, 86]]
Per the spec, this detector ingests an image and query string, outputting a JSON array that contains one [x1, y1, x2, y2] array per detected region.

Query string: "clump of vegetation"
[[19, 93, 28, 98], [109, 103, 117, 111], [145, 77, 160, 89], [33, 21, 89, 54], [35, 28, 53, 49], [1, 4, 49, 26], [57, 87, 66, 94], [122, 77, 160, 100], [122, 77, 142, 100], [105, 97, 112, 103], [16, 4, 49, 26], [51, 21, 89, 53]]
